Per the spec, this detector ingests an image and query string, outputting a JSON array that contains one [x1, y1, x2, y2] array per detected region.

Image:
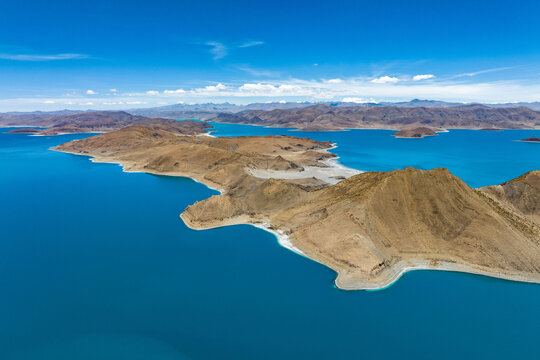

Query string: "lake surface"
[[1, 125, 539, 359]]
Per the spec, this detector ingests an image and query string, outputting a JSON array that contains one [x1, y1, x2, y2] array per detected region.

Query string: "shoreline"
[[335, 260, 540, 291], [54, 141, 360, 287]]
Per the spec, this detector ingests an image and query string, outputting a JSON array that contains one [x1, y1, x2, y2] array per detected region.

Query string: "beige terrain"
[[53, 125, 540, 290]]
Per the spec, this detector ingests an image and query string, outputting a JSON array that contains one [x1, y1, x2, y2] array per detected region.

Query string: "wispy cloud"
[[235, 65, 282, 77], [86, 90, 97, 95], [239, 40, 264, 48], [454, 66, 518, 78], [0, 53, 88, 61], [205, 41, 228, 60], [204, 40, 264, 60]]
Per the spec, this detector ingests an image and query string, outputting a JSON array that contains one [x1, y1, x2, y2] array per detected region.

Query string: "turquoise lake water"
[[1, 125, 539, 359]]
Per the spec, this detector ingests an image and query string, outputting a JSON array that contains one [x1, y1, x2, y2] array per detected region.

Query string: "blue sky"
[[0, 0, 539, 111]]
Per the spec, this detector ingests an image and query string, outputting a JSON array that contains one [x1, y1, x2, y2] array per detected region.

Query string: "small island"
[[392, 127, 438, 138], [52, 124, 540, 290], [6, 128, 43, 134], [520, 137, 540, 143]]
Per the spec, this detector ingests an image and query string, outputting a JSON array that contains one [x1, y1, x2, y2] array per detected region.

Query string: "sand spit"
[[248, 157, 361, 185]]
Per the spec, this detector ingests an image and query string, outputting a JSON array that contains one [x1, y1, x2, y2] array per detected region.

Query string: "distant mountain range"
[[2, 100, 540, 131], [3, 99, 540, 120], [210, 104, 540, 131], [0, 111, 211, 135]]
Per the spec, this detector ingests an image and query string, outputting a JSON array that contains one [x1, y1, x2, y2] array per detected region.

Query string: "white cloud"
[[163, 88, 186, 94], [326, 78, 343, 84], [109, 88, 117, 92], [371, 76, 399, 84], [341, 97, 377, 104], [43, 100, 55, 104], [86, 90, 97, 95], [412, 74, 435, 81], [194, 83, 228, 92], [146, 90, 159, 95], [239, 83, 277, 92], [237, 83, 307, 96], [0, 53, 87, 61]]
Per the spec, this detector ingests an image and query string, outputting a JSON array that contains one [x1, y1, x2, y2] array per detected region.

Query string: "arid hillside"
[[54, 125, 540, 289]]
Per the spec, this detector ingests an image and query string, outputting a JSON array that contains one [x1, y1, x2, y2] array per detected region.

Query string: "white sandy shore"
[[248, 146, 362, 185], [250, 222, 306, 256], [335, 259, 540, 291], [196, 131, 216, 138]]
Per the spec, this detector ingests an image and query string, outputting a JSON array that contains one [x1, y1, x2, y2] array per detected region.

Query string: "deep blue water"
[[1, 126, 539, 359], [208, 122, 540, 187]]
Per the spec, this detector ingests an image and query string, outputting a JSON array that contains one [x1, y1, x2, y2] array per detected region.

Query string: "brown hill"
[[211, 104, 540, 131], [53, 125, 338, 192], [183, 168, 540, 289], [54, 126, 540, 290], [392, 127, 438, 138], [5, 128, 44, 134], [520, 137, 540, 142], [1, 111, 212, 135], [480, 171, 540, 225]]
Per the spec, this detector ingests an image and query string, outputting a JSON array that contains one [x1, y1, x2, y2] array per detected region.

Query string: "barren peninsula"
[[54, 125, 540, 290]]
